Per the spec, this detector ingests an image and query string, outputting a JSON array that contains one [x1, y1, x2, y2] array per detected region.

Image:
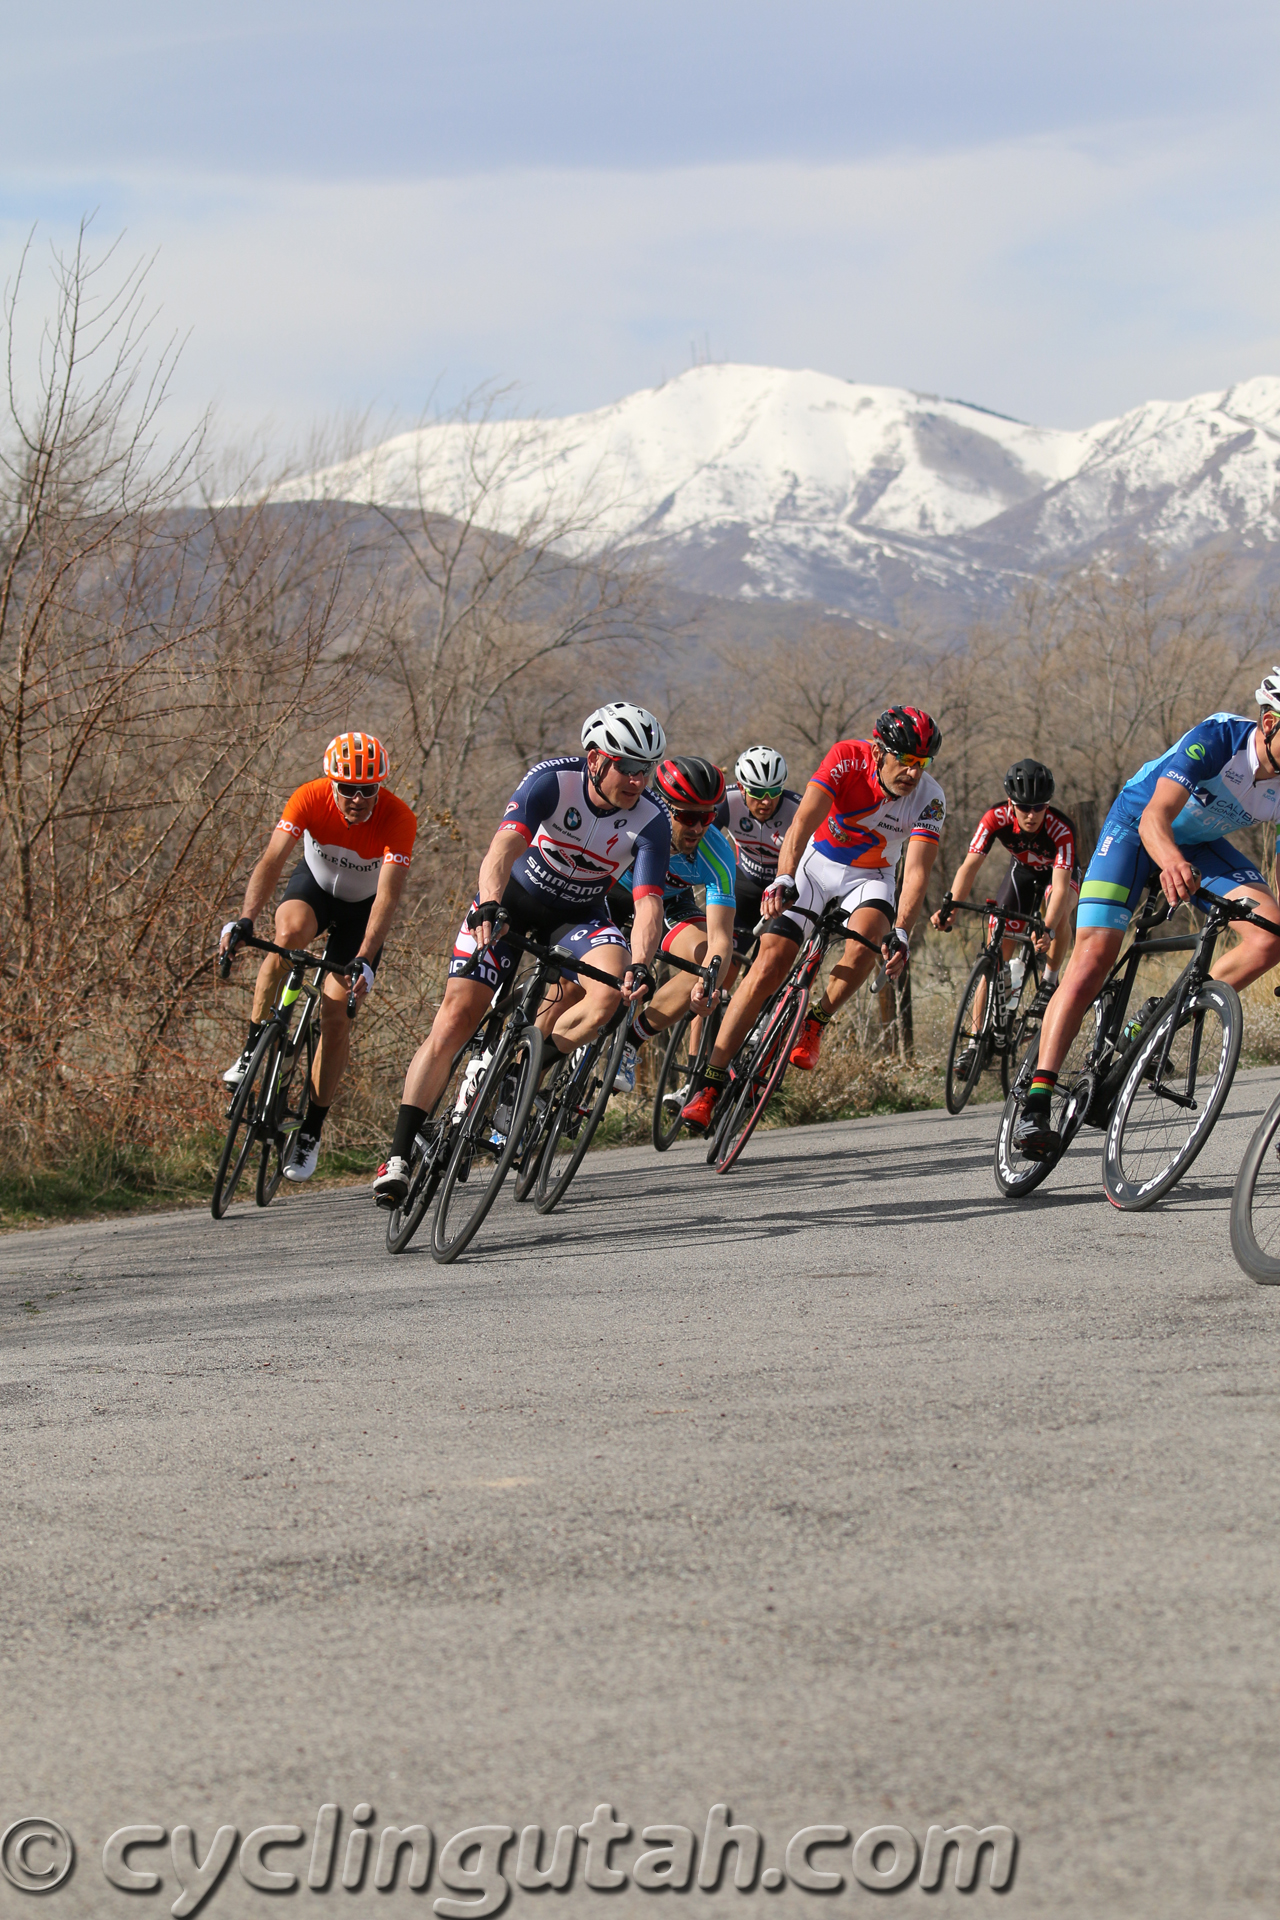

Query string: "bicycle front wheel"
[[257, 1020, 315, 1206], [993, 1016, 1094, 1200], [711, 985, 809, 1174], [945, 955, 997, 1114], [431, 1026, 542, 1263], [1230, 1085, 1280, 1282], [652, 1013, 694, 1152], [1103, 981, 1242, 1210], [535, 1016, 628, 1214], [211, 1029, 280, 1218], [386, 1125, 448, 1254]]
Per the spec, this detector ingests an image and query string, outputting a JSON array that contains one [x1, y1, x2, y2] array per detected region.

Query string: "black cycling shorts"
[[280, 860, 384, 972]]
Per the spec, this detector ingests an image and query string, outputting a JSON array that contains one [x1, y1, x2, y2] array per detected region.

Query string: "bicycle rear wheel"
[[711, 985, 810, 1174], [1103, 982, 1242, 1210], [211, 1029, 280, 1218], [993, 1016, 1094, 1199], [535, 1016, 628, 1214], [385, 1125, 448, 1254], [431, 1026, 542, 1263], [945, 955, 997, 1114], [1230, 1085, 1280, 1282], [256, 1021, 315, 1206]]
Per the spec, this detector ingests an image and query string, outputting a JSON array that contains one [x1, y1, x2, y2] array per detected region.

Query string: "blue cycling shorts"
[[1077, 816, 1265, 932]]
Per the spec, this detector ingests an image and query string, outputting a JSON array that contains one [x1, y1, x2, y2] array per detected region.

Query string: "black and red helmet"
[[874, 706, 942, 760], [654, 755, 726, 810]]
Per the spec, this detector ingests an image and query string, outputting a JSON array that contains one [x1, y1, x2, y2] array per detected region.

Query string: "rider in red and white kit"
[[680, 706, 945, 1131]]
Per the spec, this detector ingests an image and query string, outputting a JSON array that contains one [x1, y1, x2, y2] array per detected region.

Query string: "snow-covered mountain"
[[288, 365, 1280, 617]]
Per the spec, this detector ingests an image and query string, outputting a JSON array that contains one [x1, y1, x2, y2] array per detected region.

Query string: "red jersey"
[[810, 739, 946, 870], [968, 801, 1077, 873], [277, 781, 417, 901]]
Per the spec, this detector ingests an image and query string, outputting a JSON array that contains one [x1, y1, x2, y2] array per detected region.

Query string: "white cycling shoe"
[[373, 1156, 410, 1207], [284, 1133, 321, 1181], [222, 1046, 255, 1086]]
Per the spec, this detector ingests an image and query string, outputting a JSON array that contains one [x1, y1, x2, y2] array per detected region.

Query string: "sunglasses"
[[890, 752, 933, 770], [672, 808, 716, 826], [607, 755, 657, 777], [335, 781, 379, 798], [742, 782, 783, 800]]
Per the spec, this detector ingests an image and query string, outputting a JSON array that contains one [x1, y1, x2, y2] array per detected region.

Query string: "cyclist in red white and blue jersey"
[[607, 756, 738, 1091], [1016, 691, 1280, 1158], [373, 701, 671, 1204]]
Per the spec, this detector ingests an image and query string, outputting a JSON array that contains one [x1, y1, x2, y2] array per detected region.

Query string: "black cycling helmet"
[[1003, 758, 1055, 807], [654, 755, 726, 810], [874, 705, 942, 760]]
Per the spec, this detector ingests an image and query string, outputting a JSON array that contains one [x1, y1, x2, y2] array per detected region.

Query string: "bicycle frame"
[[939, 895, 1047, 1044]]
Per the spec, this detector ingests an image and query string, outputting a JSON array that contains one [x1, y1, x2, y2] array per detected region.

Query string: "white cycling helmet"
[[735, 744, 788, 790], [1257, 669, 1280, 712], [581, 701, 666, 764]]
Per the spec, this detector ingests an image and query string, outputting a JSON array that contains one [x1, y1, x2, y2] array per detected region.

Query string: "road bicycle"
[[706, 900, 885, 1174], [212, 930, 358, 1219], [995, 883, 1279, 1207], [650, 953, 726, 1152], [418, 928, 633, 1264], [937, 894, 1048, 1113]]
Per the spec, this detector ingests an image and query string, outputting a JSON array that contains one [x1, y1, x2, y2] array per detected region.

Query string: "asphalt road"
[[3, 1071, 1280, 1919]]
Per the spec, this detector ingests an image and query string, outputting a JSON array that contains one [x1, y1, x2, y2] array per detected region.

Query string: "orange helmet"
[[324, 731, 389, 785]]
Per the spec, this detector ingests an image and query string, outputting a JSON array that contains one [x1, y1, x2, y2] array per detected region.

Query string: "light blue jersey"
[[1112, 713, 1280, 847], [616, 820, 737, 906]]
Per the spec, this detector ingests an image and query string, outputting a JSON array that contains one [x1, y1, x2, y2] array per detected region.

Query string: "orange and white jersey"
[[277, 780, 417, 901], [809, 738, 945, 870]]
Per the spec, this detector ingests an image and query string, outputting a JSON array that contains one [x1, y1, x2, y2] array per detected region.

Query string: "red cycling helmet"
[[874, 706, 942, 760], [654, 755, 726, 810]]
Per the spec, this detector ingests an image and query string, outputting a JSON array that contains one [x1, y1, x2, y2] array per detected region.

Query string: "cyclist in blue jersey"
[[374, 701, 670, 1204], [608, 756, 737, 1092], [1015, 682, 1280, 1158]]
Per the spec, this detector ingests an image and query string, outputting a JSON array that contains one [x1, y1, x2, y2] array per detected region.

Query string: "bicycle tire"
[[513, 1051, 568, 1202], [431, 1026, 542, 1263], [256, 1019, 315, 1206], [993, 1016, 1095, 1199], [945, 955, 997, 1114], [385, 1126, 448, 1254], [534, 1016, 629, 1214], [211, 1028, 280, 1218], [652, 1013, 694, 1152], [712, 985, 810, 1174], [1103, 981, 1242, 1210], [1230, 1084, 1280, 1283]]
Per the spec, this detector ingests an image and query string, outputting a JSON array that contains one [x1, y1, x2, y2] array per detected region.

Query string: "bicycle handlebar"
[[219, 927, 361, 1017], [935, 893, 1048, 938], [1185, 888, 1280, 940]]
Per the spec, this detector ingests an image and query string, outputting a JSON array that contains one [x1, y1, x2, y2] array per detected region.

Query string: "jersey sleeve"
[[910, 786, 946, 843], [629, 808, 673, 898], [277, 781, 324, 840], [497, 763, 562, 845], [1158, 719, 1240, 795], [697, 826, 737, 907], [378, 793, 417, 866], [968, 807, 999, 857], [811, 740, 859, 798], [1048, 811, 1076, 870]]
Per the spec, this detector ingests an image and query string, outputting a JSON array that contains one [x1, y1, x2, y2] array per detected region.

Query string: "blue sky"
[[4, 1, 1279, 444]]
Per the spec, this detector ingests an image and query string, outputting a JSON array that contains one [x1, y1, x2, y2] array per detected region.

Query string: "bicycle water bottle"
[[1008, 955, 1026, 996]]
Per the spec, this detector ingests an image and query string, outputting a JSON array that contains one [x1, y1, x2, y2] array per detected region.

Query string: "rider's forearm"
[[947, 852, 983, 903], [476, 827, 525, 905], [241, 847, 290, 922], [355, 867, 407, 962], [774, 783, 832, 881], [1043, 871, 1072, 932], [629, 894, 664, 967]]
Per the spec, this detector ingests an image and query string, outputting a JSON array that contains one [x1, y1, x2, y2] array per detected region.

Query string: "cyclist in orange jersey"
[[218, 731, 417, 1181]]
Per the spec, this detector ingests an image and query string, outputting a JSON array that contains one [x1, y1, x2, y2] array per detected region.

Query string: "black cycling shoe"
[[1013, 1107, 1059, 1159]]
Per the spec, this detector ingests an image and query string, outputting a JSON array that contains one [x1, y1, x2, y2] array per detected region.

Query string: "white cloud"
[[2, 115, 1278, 451]]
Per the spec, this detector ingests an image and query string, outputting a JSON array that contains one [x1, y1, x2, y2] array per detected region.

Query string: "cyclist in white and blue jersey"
[[1016, 682, 1280, 1158], [607, 756, 738, 1093]]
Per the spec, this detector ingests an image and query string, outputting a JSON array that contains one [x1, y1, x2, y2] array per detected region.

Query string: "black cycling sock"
[[302, 1099, 329, 1140], [631, 1008, 658, 1043], [693, 1062, 730, 1095], [245, 1020, 264, 1053], [810, 1004, 834, 1027], [390, 1103, 428, 1160], [1024, 1069, 1057, 1113]]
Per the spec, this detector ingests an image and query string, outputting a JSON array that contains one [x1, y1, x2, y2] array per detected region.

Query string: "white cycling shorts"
[[777, 843, 896, 940]]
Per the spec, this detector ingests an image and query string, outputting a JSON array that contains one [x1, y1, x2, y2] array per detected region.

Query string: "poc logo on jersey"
[[564, 807, 582, 830]]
